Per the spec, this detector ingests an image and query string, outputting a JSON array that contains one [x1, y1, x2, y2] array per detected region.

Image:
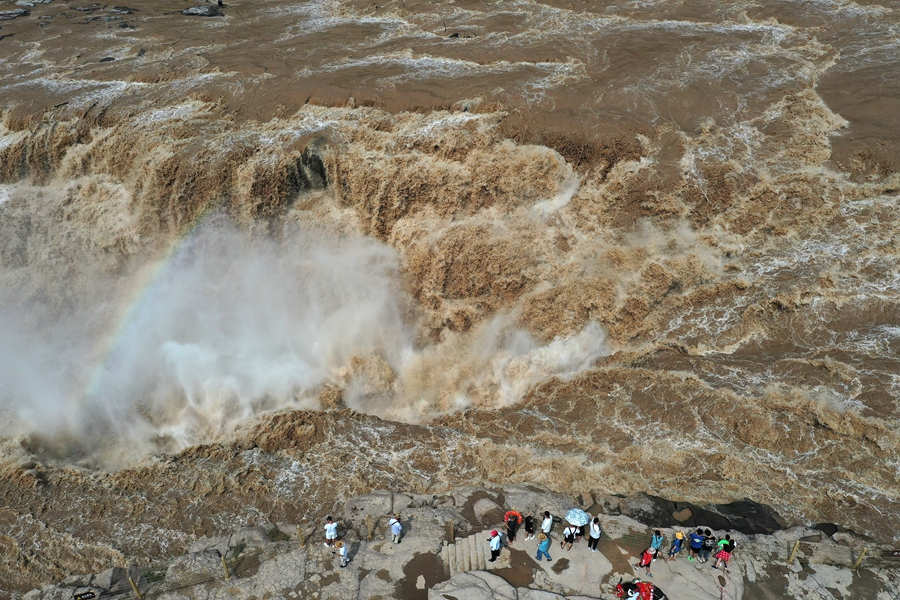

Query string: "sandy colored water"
[[1, 0, 900, 595]]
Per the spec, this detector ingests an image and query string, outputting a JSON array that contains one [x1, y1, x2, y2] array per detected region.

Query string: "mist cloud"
[[0, 219, 411, 463]]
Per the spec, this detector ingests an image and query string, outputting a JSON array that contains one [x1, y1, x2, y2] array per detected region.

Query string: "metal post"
[[127, 577, 143, 600], [298, 524, 306, 548], [788, 541, 800, 564], [366, 515, 373, 541], [220, 554, 231, 580], [852, 547, 867, 570]]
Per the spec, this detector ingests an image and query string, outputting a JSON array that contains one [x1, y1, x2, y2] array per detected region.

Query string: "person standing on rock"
[[536, 532, 553, 561], [650, 530, 664, 558], [488, 530, 502, 562], [324, 516, 338, 548], [700, 529, 715, 563], [714, 535, 736, 571], [633, 547, 656, 576], [541, 511, 553, 536], [523, 512, 536, 541], [561, 523, 577, 551], [504, 508, 523, 544], [389, 514, 402, 544], [688, 528, 704, 561], [333, 540, 350, 568], [587, 517, 602, 552]]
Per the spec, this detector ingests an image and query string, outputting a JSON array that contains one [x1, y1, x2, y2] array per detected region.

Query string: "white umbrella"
[[565, 508, 591, 526]]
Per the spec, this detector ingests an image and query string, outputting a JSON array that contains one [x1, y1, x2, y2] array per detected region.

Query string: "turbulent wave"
[[0, 133, 611, 465]]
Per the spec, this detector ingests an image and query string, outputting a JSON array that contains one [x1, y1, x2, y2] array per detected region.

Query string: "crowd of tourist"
[[491, 508, 737, 574], [320, 508, 738, 577]]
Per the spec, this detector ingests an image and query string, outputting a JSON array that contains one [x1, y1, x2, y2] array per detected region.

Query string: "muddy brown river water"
[[1, 0, 899, 595]]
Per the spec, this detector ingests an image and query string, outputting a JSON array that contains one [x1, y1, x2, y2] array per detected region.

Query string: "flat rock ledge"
[[20, 484, 900, 600]]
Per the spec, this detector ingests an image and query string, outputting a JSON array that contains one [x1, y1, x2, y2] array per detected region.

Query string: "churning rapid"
[[1, 0, 900, 592]]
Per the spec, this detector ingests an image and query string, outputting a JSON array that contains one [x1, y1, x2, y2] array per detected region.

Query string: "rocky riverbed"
[[15, 484, 900, 600]]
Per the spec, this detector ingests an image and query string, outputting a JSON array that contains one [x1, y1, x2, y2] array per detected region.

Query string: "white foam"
[[0, 222, 412, 462], [413, 111, 487, 138], [0, 185, 13, 206], [492, 321, 612, 406], [532, 176, 580, 216]]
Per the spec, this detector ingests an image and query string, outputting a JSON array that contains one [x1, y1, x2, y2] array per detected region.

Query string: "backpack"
[[704, 537, 716, 549]]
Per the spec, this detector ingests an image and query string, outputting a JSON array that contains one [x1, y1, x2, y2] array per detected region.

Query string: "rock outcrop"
[[17, 485, 900, 600]]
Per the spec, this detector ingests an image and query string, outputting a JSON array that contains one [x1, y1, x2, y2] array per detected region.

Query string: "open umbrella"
[[565, 508, 590, 526]]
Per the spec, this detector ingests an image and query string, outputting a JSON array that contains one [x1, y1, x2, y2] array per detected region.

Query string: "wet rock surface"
[[15, 485, 900, 600], [181, 5, 222, 17], [618, 493, 787, 535], [0, 409, 896, 598], [0, 9, 29, 19]]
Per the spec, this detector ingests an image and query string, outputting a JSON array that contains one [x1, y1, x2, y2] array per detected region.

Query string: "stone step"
[[447, 544, 459, 576], [469, 533, 479, 571], [448, 539, 457, 575], [463, 532, 472, 572], [474, 533, 485, 570], [444, 530, 514, 575], [440, 543, 450, 577]]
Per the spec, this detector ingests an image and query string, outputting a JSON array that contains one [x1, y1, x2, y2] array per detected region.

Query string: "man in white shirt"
[[334, 540, 350, 567], [541, 511, 553, 535], [324, 516, 338, 548], [388, 514, 403, 544]]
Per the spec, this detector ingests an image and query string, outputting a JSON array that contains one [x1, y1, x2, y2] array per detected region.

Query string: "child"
[[388, 514, 402, 544], [667, 530, 684, 561]]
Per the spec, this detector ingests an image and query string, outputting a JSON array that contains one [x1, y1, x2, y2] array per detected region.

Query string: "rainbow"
[[77, 209, 215, 408]]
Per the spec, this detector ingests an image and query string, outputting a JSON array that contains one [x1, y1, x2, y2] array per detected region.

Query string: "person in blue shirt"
[[667, 530, 684, 561], [488, 530, 503, 562], [688, 528, 705, 561], [650, 530, 664, 554], [536, 532, 552, 561]]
